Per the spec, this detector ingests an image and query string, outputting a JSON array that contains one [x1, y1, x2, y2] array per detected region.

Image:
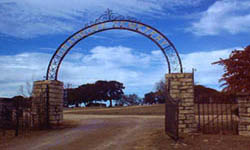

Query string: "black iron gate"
[[195, 97, 238, 134], [165, 79, 179, 141]]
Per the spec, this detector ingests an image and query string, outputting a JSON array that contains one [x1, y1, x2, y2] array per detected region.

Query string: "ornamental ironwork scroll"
[[46, 9, 183, 80]]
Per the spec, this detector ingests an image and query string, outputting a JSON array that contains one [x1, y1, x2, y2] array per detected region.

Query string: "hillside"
[[194, 85, 236, 103]]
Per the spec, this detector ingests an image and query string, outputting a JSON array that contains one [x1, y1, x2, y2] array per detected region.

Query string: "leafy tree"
[[143, 92, 157, 104], [108, 81, 125, 107], [66, 88, 81, 107], [78, 83, 97, 105], [94, 81, 109, 102], [95, 80, 124, 107], [154, 79, 168, 104], [117, 94, 142, 106], [141, 79, 169, 105], [65, 80, 125, 107], [213, 45, 250, 94]]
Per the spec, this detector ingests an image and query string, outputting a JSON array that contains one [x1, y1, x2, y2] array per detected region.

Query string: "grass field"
[[64, 103, 238, 117], [64, 104, 166, 115]]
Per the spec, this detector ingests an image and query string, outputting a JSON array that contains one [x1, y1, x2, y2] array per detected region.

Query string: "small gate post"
[[31, 80, 64, 128], [166, 73, 196, 133], [237, 93, 250, 136]]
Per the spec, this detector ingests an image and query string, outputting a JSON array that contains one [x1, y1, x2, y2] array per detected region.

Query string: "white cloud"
[[0, 0, 203, 38], [188, 0, 250, 35], [0, 45, 238, 98], [181, 48, 238, 87], [0, 46, 167, 97], [83, 46, 151, 68], [0, 52, 50, 97], [59, 46, 167, 96]]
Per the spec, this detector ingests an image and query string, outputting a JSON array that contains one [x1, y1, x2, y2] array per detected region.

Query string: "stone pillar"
[[166, 73, 196, 133], [32, 80, 64, 128], [237, 93, 250, 136]]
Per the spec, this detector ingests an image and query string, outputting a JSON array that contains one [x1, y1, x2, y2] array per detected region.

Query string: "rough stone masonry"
[[166, 73, 196, 133], [31, 80, 64, 128], [237, 93, 250, 136]]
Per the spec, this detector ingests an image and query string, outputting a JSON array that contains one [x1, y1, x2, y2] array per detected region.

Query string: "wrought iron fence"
[[0, 96, 32, 137], [195, 98, 238, 134]]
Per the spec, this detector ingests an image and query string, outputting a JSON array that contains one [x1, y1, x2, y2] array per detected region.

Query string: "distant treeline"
[[64, 80, 124, 107], [63, 80, 236, 107], [63, 80, 166, 107]]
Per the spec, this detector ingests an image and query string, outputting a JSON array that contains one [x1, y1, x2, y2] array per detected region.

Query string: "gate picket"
[[196, 97, 238, 134]]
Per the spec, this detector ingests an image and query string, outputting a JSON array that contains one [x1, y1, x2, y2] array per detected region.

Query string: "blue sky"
[[0, 0, 249, 97]]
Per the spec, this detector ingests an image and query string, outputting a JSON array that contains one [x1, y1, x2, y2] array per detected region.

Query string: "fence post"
[[166, 73, 196, 133], [32, 80, 64, 128], [237, 93, 250, 136]]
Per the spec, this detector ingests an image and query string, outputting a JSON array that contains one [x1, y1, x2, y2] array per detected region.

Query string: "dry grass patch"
[[0, 119, 79, 146], [64, 104, 165, 115], [135, 129, 250, 150]]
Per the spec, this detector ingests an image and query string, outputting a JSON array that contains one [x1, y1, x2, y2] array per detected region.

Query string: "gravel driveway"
[[0, 114, 164, 150]]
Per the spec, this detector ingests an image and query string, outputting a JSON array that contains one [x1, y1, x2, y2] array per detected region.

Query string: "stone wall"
[[237, 93, 250, 136], [166, 73, 196, 133], [32, 80, 64, 128]]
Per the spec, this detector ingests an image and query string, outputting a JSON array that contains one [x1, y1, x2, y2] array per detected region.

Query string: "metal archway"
[[46, 9, 183, 80]]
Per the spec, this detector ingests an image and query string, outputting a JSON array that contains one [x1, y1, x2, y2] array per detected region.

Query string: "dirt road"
[[0, 114, 164, 150]]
